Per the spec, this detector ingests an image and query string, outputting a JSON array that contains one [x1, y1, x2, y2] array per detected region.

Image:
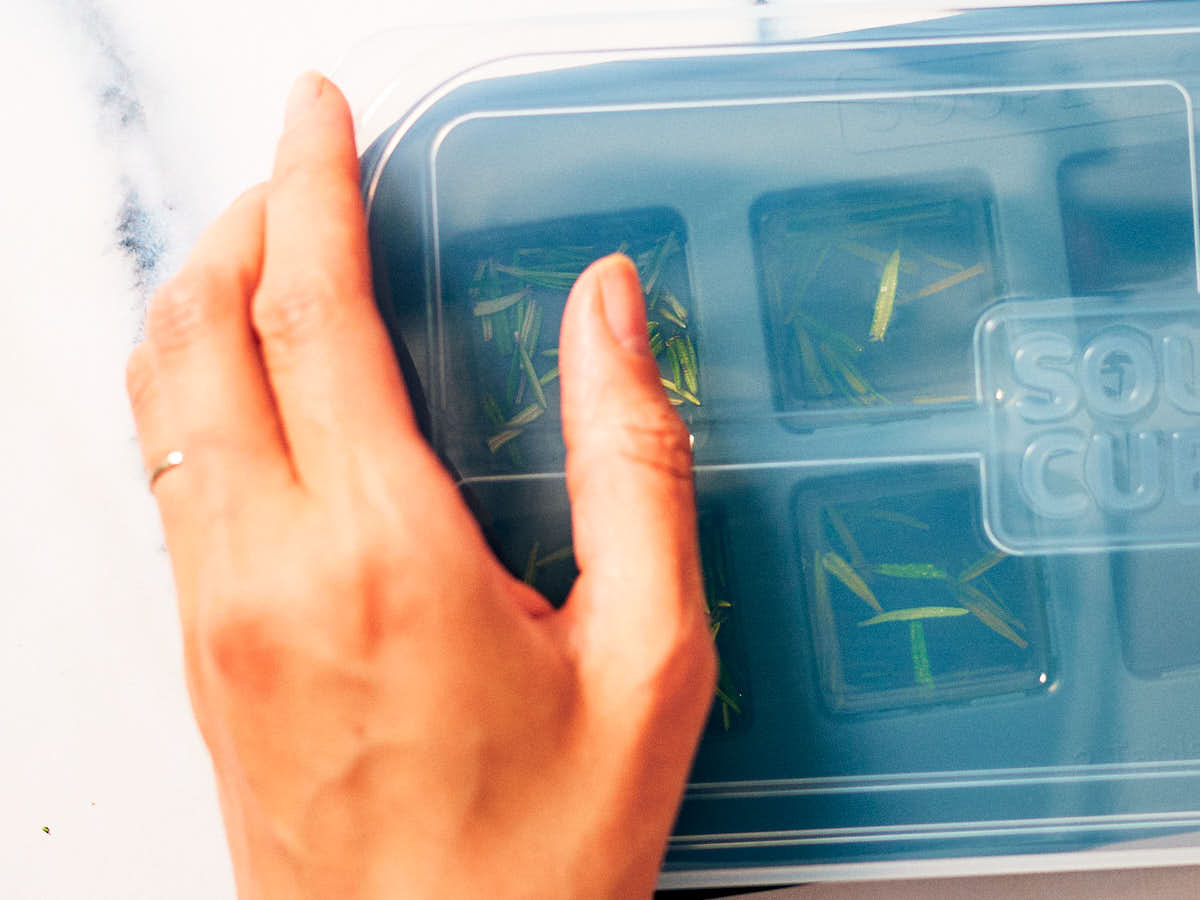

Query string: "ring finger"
[[133, 186, 293, 572]]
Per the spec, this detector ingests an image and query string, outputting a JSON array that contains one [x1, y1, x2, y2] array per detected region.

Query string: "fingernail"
[[596, 254, 652, 357], [284, 71, 324, 127]]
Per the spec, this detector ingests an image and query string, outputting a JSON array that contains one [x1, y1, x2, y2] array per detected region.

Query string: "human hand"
[[125, 72, 715, 899]]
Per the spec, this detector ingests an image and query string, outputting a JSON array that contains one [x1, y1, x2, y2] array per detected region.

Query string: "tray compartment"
[[794, 464, 1051, 714], [1058, 138, 1196, 295], [1114, 549, 1200, 678], [466, 479, 752, 735], [754, 175, 1000, 421], [437, 207, 699, 476]]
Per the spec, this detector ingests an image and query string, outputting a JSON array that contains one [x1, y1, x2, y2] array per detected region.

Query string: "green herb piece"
[[642, 232, 678, 295], [819, 342, 887, 404], [540, 348, 559, 358], [536, 545, 574, 568], [792, 323, 834, 397], [481, 393, 505, 427], [495, 314, 514, 357], [516, 297, 535, 347], [813, 549, 830, 608], [487, 429, 522, 453], [658, 304, 686, 329], [858, 606, 969, 627], [511, 343, 527, 406], [472, 288, 530, 317], [486, 402, 546, 453], [867, 509, 931, 531], [821, 551, 881, 613], [677, 337, 699, 395], [493, 264, 580, 290], [649, 332, 665, 358], [873, 562, 948, 580], [667, 340, 683, 393], [682, 334, 699, 376], [660, 378, 701, 406], [916, 248, 964, 271], [699, 518, 743, 731], [901, 262, 985, 305], [538, 366, 559, 387], [662, 289, 688, 325], [481, 315, 493, 342], [715, 682, 742, 715], [952, 582, 1028, 648], [526, 302, 544, 352], [868, 248, 900, 342], [970, 577, 1025, 630], [788, 310, 862, 356], [522, 541, 540, 585], [956, 550, 1007, 583], [825, 507, 869, 582], [910, 620, 935, 688], [482, 394, 522, 465], [517, 343, 548, 409], [503, 402, 546, 428], [42, 826, 50, 835]]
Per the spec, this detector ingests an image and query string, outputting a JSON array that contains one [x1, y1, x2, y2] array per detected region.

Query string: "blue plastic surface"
[[358, 1, 1200, 886]]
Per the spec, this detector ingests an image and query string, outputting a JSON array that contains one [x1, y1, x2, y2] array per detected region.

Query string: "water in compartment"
[[437, 208, 700, 477], [1114, 549, 1200, 678], [794, 465, 1051, 714], [753, 175, 1000, 421], [1058, 138, 1197, 295], [468, 477, 752, 736]]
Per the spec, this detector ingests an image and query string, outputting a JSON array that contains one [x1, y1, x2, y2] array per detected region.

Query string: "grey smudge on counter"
[[60, 0, 174, 317]]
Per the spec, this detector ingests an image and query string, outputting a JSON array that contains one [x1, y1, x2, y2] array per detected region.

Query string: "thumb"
[[557, 254, 712, 690]]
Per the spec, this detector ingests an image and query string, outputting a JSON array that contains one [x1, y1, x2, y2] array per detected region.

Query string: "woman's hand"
[[125, 72, 715, 899]]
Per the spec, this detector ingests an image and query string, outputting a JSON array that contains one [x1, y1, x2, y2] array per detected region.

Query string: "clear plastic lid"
[[348, 1, 1200, 887]]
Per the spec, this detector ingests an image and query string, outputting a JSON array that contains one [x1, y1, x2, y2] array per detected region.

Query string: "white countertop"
[[1, 1, 1195, 897]]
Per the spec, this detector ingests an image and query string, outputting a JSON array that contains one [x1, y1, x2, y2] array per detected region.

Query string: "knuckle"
[[252, 276, 338, 352], [611, 401, 693, 482], [201, 602, 286, 694], [146, 271, 220, 353], [338, 541, 427, 655]]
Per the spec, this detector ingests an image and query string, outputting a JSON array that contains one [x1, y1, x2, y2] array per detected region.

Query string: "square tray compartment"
[[467, 479, 751, 736], [1113, 549, 1200, 678], [794, 464, 1051, 714], [1058, 139, 1197, 295], [754, 175, 1001, 420], [437, 207, 700, 477]]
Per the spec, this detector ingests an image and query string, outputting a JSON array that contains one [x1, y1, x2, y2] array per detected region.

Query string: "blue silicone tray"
[[353, 1, 1200, 887]]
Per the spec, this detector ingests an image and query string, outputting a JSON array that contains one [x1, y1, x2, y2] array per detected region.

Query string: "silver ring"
[[148, 450, 184, 491]]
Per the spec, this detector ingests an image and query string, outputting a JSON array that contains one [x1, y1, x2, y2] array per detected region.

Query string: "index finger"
[[253, 72, 427, 488]]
